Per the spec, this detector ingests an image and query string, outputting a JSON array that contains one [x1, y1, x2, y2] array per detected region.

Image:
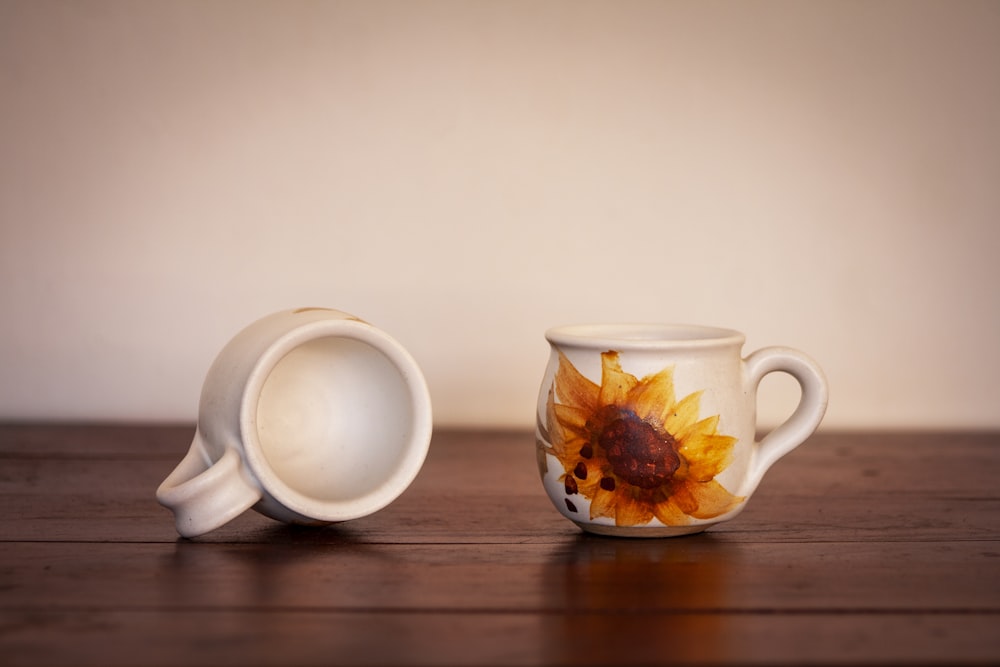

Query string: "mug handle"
[[155, 428, 261, 538], [743, 346, 829, 492]]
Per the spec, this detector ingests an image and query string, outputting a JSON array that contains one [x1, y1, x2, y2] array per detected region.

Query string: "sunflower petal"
[[544, 390, 571, 457], [554, 434, 591, 462], [555, 351, 600, 412], [537, 390, 553, 445], [662, 390, 702, 435], [680, 479, 744, 519], [589, 487, 617, 520], [676, 413, 718, 442], [543, 386, 559, 440], [625, 366, 675, 424], [614, 493, 655, 527], [599, 351, 638, 406], [535, 439, 550, 475], [669, 482, 700, 515], [552, 404, 592, 439], [680, 431, 738, 481], [652, 497, 691, 526], [568, 458, 603, 496]]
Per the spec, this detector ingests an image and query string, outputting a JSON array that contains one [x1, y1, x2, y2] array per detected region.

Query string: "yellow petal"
[[598, 351, 638, 406], [552, 404, 591, 438], [569, 458, 603, 496], [535, 438, 549, 475], [542, 386, 558, 441], [680, 431, 737, 481], [614, 493, 655, 527], [677, 415, 719, 438], [680, 479, 744, 520], [547, 385, 590, 463], [625, 366, 675, 424], [662, 390, 702, 435], [544, 389, 571, 457], [652, 497, 691, 526], [676, 413, 718, 442], [669, 482, 699, 515], [555, 351, 600, 412], [553, 434, 591, 463], [589, 487, 618, 520]]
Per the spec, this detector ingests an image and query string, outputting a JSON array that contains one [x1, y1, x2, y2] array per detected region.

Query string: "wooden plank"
[[3, 609, 998, 667], [3, 426, 998, 516], [2, 444, 998, 543], [2, 424, 998, 473], [2, 541, 997, 613], [3, 427, 998, 500], [2, 481, 998, 544], [0, 423, 193, 458], [1, 425, 999, 666]]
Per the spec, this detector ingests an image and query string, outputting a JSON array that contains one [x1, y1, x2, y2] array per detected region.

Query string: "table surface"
[[1, 424, 998, 666]]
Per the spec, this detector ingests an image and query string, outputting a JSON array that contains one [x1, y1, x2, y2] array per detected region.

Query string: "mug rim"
[[546, 323, 745, 349], [239, 316, 432, 522]]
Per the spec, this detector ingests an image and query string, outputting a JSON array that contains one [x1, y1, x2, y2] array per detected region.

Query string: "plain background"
[[2, 0, 998, 430]]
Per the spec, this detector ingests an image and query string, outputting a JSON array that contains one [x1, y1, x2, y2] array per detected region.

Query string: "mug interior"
[[251, 333, 420, 510], [546, 323, 744, 349]]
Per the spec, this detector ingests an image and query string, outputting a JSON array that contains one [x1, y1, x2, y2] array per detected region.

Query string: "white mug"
[[536, 324, 828, 537], [157, 308, 433, 538]]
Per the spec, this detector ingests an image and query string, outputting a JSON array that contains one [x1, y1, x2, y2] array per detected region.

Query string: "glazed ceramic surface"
[[536, 324, 828, 537], [156, 308, 432, 538]]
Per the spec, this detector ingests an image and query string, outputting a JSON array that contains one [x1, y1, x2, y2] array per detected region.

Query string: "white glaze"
[[536, 324, 827, 537], [156, 308, 432, 538]]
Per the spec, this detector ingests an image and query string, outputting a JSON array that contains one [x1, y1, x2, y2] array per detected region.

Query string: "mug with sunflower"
[[536, 324, 828, 537]]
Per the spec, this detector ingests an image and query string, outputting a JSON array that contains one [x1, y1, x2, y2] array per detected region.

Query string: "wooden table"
[[1, 425, 998, 665]]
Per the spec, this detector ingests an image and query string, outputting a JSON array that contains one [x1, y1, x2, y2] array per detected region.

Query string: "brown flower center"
[[597, 410, 679, 489]]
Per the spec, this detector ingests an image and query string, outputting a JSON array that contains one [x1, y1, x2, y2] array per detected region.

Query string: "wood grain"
[[1, 425, 998, 666]]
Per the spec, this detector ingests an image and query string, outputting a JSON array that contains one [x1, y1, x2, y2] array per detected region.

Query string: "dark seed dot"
[[565, 499, 578, 513], [574, 462, 588, 480], [564, 476, 578, 495], [600, 477, 616, 491], [579, 444, 594, 459]]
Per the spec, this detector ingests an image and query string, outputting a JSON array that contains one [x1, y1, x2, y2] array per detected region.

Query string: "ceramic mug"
[[156, 308, 433, 538], [536, 324, 828, 537]]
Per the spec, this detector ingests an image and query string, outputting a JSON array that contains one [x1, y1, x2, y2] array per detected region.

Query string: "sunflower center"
[[598, 410, 679, 489]]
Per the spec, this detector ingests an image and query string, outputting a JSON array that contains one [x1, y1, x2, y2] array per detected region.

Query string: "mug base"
[[574, 521, 710, 538]]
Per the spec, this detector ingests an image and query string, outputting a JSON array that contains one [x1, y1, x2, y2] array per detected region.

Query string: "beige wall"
[[2, 0, 998, 429]]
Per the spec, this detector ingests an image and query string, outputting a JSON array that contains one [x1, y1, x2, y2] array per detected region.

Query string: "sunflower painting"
[[538, 350, 743, 530]]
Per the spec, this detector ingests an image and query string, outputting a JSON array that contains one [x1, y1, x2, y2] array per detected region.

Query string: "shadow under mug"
[[536, 323, 828, 537], [156, 308, 433, 538]]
